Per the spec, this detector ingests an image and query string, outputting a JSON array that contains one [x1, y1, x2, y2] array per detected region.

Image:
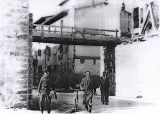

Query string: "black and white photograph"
[[0, 0, 160, 113]]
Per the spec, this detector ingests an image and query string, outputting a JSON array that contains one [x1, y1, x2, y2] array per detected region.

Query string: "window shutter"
[[133, 7, 139, 28]]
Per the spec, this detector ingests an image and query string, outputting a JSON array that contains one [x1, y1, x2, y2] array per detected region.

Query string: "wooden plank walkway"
[[32, 24, 121, 46]]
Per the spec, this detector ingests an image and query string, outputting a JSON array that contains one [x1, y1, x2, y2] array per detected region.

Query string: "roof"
[[121, 10, 132, 16], [124, 10, 132, 15], [59, 0, 69, 6], [34, 15, 55, 24], [43, 10, 68, 25], [34, 10, 68, 25]]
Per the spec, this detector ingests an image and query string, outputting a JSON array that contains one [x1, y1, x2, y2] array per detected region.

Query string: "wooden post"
[[73, 45, 76, 70], [100, 30, 102, 44], [60, 20, 63, 39], [71, 27, 74, 41], [116, 29, 118, 39], [54, 27, 56, 33], [48, 26, 51, 33], [83, 28, 85, 39], [45, 48, 47, 68], [41, 25, 44, 39]]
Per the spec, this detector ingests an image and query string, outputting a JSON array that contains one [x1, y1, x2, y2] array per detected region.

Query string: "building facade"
[[116, 0, 160, 99], [74, 0, 133, 95], [54, 44, 100, 74], [33, 0, 133, 95], [33, 0, 160, 98], [120, 3, 132, 38], [132, 0, 159, 38], [33, 0, 102, 86]]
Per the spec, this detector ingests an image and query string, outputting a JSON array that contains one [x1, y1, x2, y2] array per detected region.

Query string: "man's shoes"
[[85, 105, 88, 110], [102, 102, 104, 104], [105, 102, 109, 105], [88, 105, 92, 113]]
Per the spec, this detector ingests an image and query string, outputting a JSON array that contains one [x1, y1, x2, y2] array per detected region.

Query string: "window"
[[133, 7, 139, 28], [140, 8, 143, 23], [151, 1, 159, 29], [93, 59, 96, 65], [80, 59, 85, 64]]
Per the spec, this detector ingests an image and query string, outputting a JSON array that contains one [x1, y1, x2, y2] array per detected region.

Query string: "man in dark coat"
[[38, 68, 55, 114], [90, 75, 101, 95], [100, 71, 110, 105]]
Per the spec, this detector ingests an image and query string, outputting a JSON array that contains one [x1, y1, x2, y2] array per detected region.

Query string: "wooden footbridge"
[[31, 24, 122, 46]]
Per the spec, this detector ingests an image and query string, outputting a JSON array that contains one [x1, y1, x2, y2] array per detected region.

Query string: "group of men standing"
[[38, 69, 110, 114]]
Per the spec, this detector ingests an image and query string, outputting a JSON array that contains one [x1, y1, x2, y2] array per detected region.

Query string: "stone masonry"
[[0, 0, 32, 109]]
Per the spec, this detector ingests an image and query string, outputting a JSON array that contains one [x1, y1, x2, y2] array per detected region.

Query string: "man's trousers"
[[101, 89, 109, 104], [39, 93, 51, 113]]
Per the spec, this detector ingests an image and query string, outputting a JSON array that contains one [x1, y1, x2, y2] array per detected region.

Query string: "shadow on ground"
[[92, 96, 153, 113], [30, 89, 152, 113], [30, 95, 83, 113]]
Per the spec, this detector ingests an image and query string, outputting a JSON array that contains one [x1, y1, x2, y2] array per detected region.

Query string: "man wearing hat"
[[38, 68, 55, 114]]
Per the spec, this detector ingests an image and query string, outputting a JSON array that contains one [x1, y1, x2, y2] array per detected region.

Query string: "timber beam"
[[32, 36, 121, 46]]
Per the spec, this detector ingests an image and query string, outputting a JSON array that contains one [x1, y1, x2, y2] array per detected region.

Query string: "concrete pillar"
[[0, 0, 32, 109]]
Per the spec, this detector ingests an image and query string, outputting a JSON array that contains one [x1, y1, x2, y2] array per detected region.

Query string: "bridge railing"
[[33, 24, 118, 40]]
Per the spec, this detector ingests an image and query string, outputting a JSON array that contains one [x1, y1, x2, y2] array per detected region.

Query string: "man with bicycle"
[[80, 71, 93, 113]]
